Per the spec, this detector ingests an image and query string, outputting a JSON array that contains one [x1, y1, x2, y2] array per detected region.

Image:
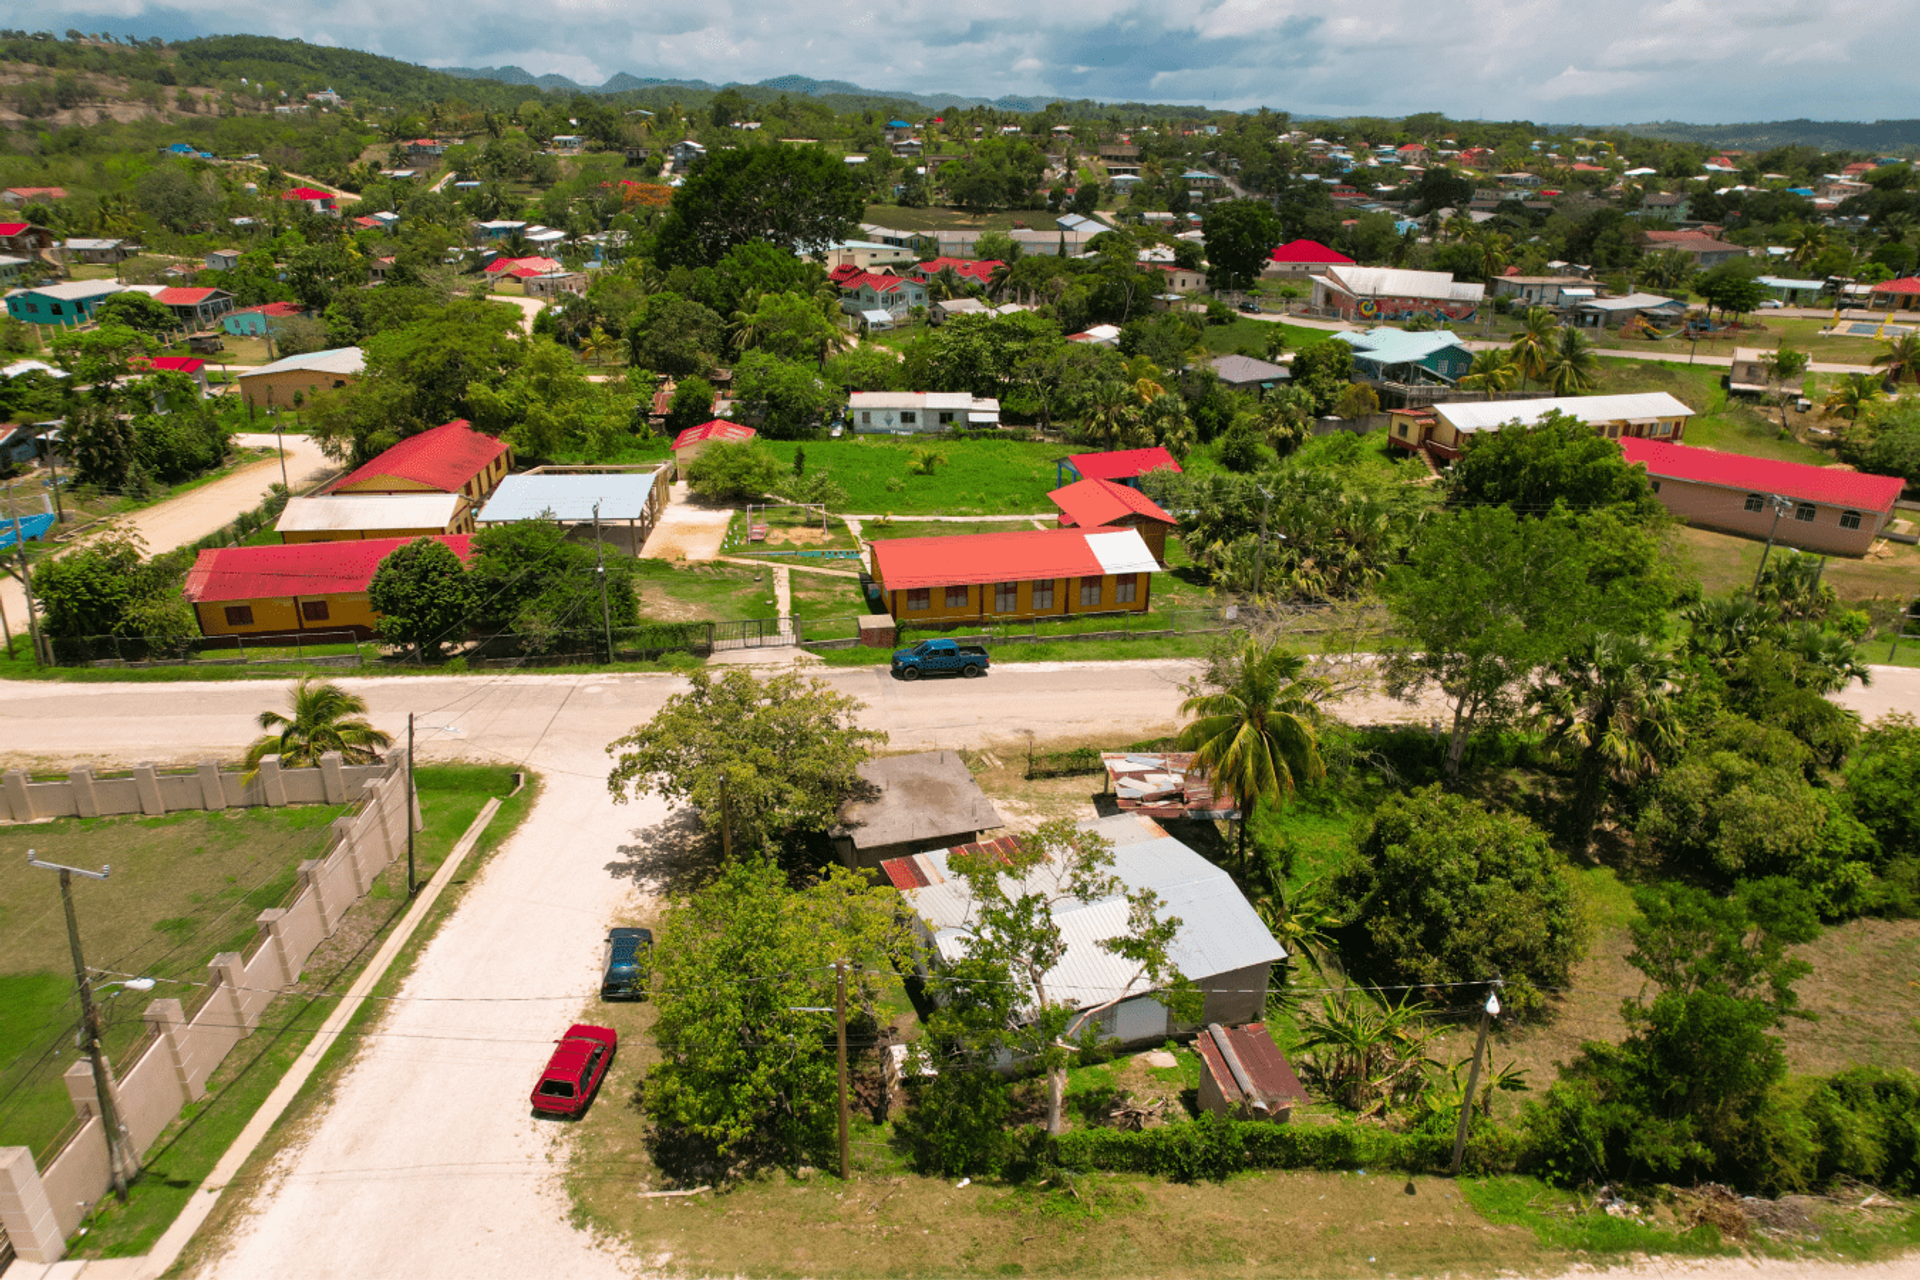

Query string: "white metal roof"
[[15, 279, 122, 302], [275, 493, 465, 533], [244, 347, 366, 378], [1085, 529, 1161, 576], [1435, 392, 1696, 433], [477, 471, 661, 523], [850, 391, 978, 412], [1323, 266, 1484, 302]]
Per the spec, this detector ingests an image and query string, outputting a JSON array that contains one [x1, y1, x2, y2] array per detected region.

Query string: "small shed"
[[475, 467, 668, 554], [833, 750, 1003, 871], [1194, 1022, 1311, 1121], [670, 419, 756, 480]]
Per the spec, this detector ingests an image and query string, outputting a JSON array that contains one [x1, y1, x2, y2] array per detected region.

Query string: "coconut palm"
[[1529, 632, 1684, 853], [1820, 371, 1887, 421], [1473, 229, 1513, 284], [907, 446, 946, 476], [1081, 379, 1134, 450], [578, 325, 614, 367], [1458, 348, 1519, 394], [1508, 307, 1558, 391], [1872, 329, 1920, 388], [1176, 634, 1328, 871], [245, 678, 392, 771], [1541, 326, 1600, 395], [1788, 225, 1828, 271]]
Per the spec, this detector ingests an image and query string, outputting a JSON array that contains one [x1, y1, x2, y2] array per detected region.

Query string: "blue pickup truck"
[[891, 638, 990, 680]]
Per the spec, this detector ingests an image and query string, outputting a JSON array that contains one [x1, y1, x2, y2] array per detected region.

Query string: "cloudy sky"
[[34, 0, 1901, 124]]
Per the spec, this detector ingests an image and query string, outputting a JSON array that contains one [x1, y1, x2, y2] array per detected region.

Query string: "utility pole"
[[1451, 984, 1501, 1176], [13, 505, 44, 666], [46, 442, 65, 524], [835, 960, 851, 1182], [1751, 493, 1794, 595], [28, 852, 137, 1201], [592, 501, 613, 664], [406, 713, 417, 897]]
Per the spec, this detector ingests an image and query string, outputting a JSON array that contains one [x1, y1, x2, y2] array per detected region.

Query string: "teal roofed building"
[[1334, 327, 1476, 387]]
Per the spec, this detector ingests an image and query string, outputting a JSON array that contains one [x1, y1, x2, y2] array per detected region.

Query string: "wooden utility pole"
[[1451, 984, 1501, 1175], [835, 961, 851, 1182], [406, 713, 417, 896]]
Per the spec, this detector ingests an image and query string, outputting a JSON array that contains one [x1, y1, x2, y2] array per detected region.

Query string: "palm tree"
[[579, 325, 613, 367], [1872, 329, 1920, 388], [907, 446, 946, 476], [1528, 633, 1683, 853], [1295, 992, 1437, 1119], [1458, 348, 1519, 394], [1821, 371, 1887, 422], [1472, 229, 1512, 284], [1176, 634, 1328, 872], [1788, 225, 1828, 271], [246, 678, 392, 771], [1541, 327, 1599, 395], [1509, 307, 1558, 391], [1082, 379, 1134, 449]]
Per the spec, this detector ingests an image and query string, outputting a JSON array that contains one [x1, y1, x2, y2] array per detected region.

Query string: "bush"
[[1043, 1113, 1498, 1182]]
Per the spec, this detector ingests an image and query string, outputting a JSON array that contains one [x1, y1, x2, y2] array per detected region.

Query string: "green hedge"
[[1043, 1113, 1505, 1183]]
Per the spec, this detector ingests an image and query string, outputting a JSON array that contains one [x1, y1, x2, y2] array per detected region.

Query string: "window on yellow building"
[[1114, 574, 1137, 603], [224, 605, 254, 626], [1079, 578, 1102, 606], [945, 585, 968, 608], [1031, 581, 1054, 610], [994, 582, 1018, 611], [906, 588, 929, 610], [301, 600, 331, 621]]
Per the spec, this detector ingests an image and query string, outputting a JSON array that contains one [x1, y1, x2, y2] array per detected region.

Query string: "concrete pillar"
[[319, 751, 347, 804], [300, 859, 341, 932], [256, 909, 295, 988], [2, 769, 30, 821], [258, 756, 288, 807], [143, 997, 206, 1103], [197, 758, 227, 810], [68, 766, 100, 819], [64, 1057, 103, 1121], [330, 815, 372, 895], [133, 762, 165, 816], [0, 1145, 66, 1265], [209, 952, 257, 1031]]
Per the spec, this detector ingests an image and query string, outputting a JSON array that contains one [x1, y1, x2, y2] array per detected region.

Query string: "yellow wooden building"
[[327, 418, 514, 503], [185, 535, 475, 640], [868, 527, 1159, 625]]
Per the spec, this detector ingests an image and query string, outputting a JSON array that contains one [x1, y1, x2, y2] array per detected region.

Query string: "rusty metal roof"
[[1100, 752, 1240, 820]]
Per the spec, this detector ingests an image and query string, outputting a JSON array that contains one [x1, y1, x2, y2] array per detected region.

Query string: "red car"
[[531, 1024, 617, 1117]]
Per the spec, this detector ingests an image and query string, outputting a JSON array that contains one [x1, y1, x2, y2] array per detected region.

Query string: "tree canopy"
[[653, 145, 865, 268]]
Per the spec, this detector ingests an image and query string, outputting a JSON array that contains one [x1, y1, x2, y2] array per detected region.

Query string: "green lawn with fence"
[[754, 437, 1065, 514]]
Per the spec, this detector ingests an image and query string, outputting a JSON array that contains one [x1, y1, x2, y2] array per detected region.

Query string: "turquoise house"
[[222, 301, 304, 337], [4, 279, 122, 326], [1334, 328, 1477, 386]]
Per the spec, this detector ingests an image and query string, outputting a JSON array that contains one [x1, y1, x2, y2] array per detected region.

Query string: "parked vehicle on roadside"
[[890, 638, 990, 680], [531, 1024, 617, 1117], [600, 927, 653, 1001]]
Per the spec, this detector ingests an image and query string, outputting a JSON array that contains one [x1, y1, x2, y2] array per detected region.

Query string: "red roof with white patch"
[[329, 419, 510, 495], [1620, 439, 1905, 514], [1268, 239, 1354, 265], [671, 420, 756, 450], [1048, 478, 1177, 529], [869, 527, 1159, 592], [185, 535, 475, 603], [1065, 448, 1183, 483]]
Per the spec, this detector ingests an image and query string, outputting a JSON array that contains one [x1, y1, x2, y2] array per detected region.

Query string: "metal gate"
[[711, 617, 794, 651]]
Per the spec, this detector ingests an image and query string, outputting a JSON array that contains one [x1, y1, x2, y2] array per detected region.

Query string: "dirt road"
[[1, 434, 334, 642]]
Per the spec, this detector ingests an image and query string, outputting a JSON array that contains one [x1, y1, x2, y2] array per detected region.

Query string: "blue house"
[[221, 301, 303, 337], [4, 279, 122, 326], [1334, 328, 1477, 386]]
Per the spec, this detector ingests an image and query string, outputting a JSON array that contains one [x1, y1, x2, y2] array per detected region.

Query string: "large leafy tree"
[[627, 291, 726, 378], [1530, 632, 1684, 852], [93, 292, 179, 337], [654, 145, 865, 268], [605, 668, 886, 854], [1202, 199, 1285, 290], [644, 857, 919, 1175], [1332, 786, 1580, 1017], [1176, 634, 1328, 871], [245, 677, 393, 769], [368, 538, 477, 659], [684, 438, 785, 502], [730, 350, 838, 440], [465, 519, 638, 653], [1445, 410, 1665, 520]]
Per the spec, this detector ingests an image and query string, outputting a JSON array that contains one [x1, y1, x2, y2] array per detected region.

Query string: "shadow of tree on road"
[[606, 808, 722, 892]]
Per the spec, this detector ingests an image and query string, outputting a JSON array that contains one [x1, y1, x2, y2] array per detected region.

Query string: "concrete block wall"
[[0, 754, 422, 1263]]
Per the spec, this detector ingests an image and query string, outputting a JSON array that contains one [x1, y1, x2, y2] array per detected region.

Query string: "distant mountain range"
[[1596, 118, 1920, 152], [437, 65, 1049, 113]]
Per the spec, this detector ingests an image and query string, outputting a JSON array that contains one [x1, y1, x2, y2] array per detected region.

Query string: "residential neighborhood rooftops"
[[1048, 478, 1177, 530], [477, 471, 662, 523], [1434, 392, 1695, 434], [834, 750, 1004, 855], [274, 493, 467, 534], [151, 286, 225, 306], [248, 347, 366, 378], [869, 527, 1159, 591], [184, 535, 475, 603], [329, 419, 508, 494], [670, 419, 755, 450], [1619, 439, 1905, 512], [1065, 447, 1184, 483]]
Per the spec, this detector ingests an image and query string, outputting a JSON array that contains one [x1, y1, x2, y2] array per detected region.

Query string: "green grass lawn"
[[788, 571, 872, 640], [631, 557, 779, 623], [754, 437, 1065, 514], [721, 509, 863, 555], [1198, 316, 1335, 357], [0, 766, 517, 1166], [1593, 358, 1834, 465], [1675, 524, 1920, 606], [862, 517, 1047, 540]]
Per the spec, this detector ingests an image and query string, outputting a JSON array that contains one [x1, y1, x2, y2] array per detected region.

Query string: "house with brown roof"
[[326, 419, 514, 504], [832, 750, 1004, 871], [1640, 230, 1749, 268]]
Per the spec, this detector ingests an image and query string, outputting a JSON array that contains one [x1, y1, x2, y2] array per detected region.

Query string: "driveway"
[[638, 483, 730, 561]]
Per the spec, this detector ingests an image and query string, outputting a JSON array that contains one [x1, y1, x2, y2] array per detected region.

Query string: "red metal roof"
[[185, 535, 475, 603], [5, 187, 65, 199], [1048, 477, 1176, 529], [228, 301, 304, 318], [1620, 439, 1905, 513], [330, 419, 510, 494], [0, 222, 29, 237], [152, 287, 224, 306], [671, 420, 756, 450], [1066, 448, 1183, 482], [145, 356, 206, 373], [484, 255, 563, 275], [282, 187, 335, 201], [1870, 276, 1920, 295], [838, 270, 915, 296], [869, 527, 1156, 591], [1268, 239, 1354, 265], [912, 256, 1003, 284], [1193, 1022, 1312, 1112]]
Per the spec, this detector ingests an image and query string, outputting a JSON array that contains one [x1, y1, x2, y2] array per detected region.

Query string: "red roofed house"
[[1057, 447, 1184, 490], [1620, 439, 1906, 556], [909, 257, 1004, 287], [0, 221, 57, 254], [281, 186, 339, 215], [868, 526, 1159, 624], [141, 355, 209, 396], [185, 535, 476, 640], [837, 270, 929, 321], [1048, 477, 1178, 564], [1265, 238, 1356, 278], [222, 300, 304, 338], [2, 187, 67, 206], [1639, 229, 1748, 268], [670, 419, 756, 479], [1868, 276, 1920, 311], [483, 255, 563, 276], [327, 419, 514, 504], [151, 285, 234, 329]]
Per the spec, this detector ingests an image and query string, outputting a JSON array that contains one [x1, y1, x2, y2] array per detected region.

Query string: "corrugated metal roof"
[[1333, 328, 1472, 365], [835, 751, 1004, 852], [890, 814, 1283, 1014], [477, 471, 660, 523], [1622, 439, 1905, 512], [184, 535, 475, 603], [1066, 447, 1183, 482], [275, 493, 465, 534], [1434, 393, 1695, 434], [671, 420, 755, 450], [870, 527, 1157, 592], [245, 346, 365, 378], [330, 418, 507, 494], [1047, 478, 1177, 530], [1323, 266, 1484, 303]]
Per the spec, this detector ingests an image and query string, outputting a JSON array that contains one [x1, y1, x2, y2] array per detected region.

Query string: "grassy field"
[[1199, 316, 1337, 357], [65, 764, 536, 1260], [631, 558, 779, 623], [1674, 524, 1920, 605], [722, 508, 863, 555], [863, 517, 1049, 540], [755, 438, 1065, 514], [859, 204, 1056, 233], [1592, 358, 1836, 465], [0, 766, 519, 1166]]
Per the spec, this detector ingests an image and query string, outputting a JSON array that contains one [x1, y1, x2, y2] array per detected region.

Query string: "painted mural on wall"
[[1353, 297, 1479, 324]]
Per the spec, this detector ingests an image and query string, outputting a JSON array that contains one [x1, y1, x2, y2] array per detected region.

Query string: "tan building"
[[326, 418, 514, 504], [237, 347, 364, 411], [1392, 392, 1694, 460], [1620, 439, 1906, 556], [276, 493, 473, 543]]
